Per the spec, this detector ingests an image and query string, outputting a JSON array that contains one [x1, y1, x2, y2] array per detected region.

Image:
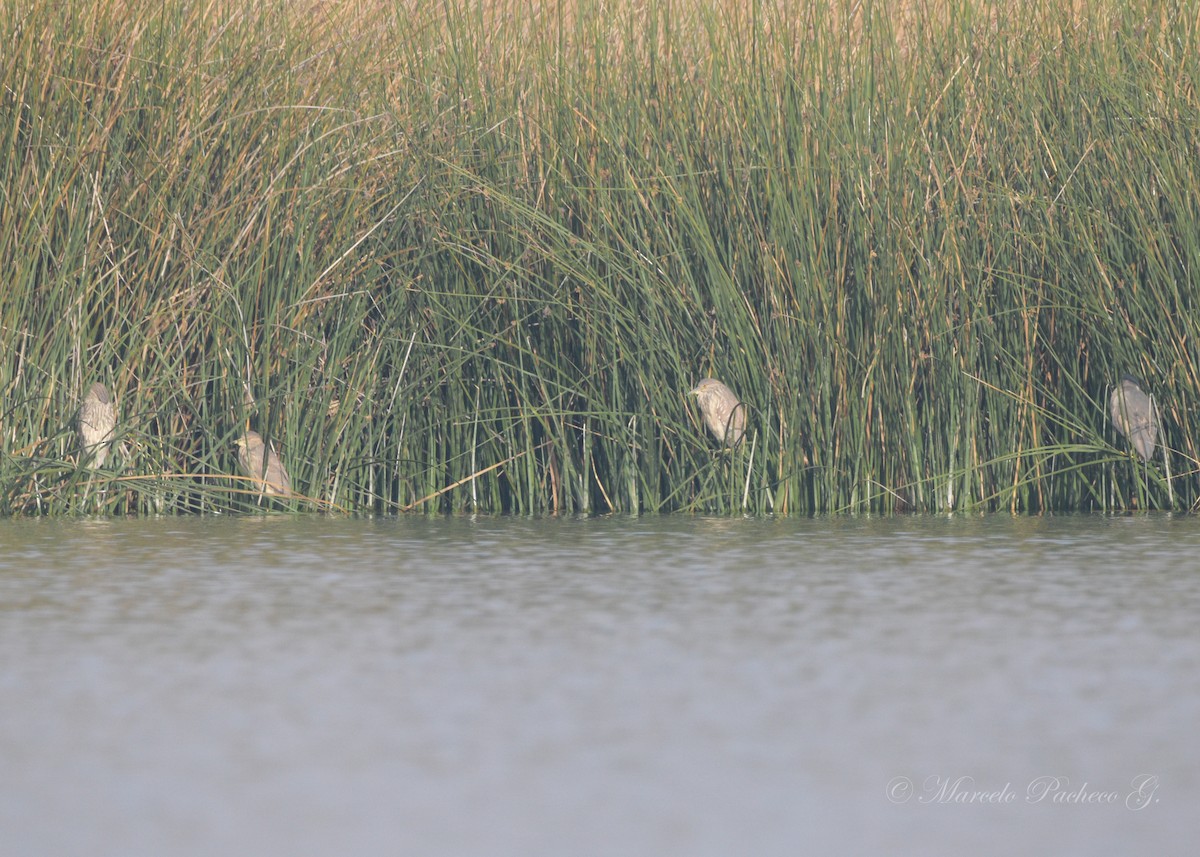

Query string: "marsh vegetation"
[[2, 0, 1197, 514]]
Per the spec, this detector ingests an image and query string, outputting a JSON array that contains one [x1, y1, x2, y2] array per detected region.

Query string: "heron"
[[689, 378, 746, 447], [235, 430, 292, 497], [77, 382, 116, 467], [1109, 375, 1158, 461]]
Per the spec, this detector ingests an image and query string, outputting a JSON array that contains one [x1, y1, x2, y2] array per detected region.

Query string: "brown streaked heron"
[[235, 430, 293, 497], [688, 377, 746, 447], [1110, 374, 1158, 461], [77, 382, 116, 467]]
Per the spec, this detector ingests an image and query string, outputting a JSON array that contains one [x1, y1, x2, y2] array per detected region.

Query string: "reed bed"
[[2, 0, 1198, 515]]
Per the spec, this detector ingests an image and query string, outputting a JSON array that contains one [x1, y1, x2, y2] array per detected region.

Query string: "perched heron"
[[77, 382, 116, 467], [1110, 375, 1158, 461], [689, 377, 746, 446], [235, 430, 292, 497]]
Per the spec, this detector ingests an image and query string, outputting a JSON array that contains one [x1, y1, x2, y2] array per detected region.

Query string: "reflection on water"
[[1, 514, 1197, 856]]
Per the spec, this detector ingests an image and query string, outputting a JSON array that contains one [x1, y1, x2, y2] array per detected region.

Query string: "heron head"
[[88, 382, 111, 404], [235, 430, 263, 451]]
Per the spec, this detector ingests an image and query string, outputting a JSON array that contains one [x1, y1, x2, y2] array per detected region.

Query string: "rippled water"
[[1, 514, 1197, 856]]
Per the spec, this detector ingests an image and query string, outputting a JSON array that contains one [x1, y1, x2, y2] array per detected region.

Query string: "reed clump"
[[2, 0, 1198, 515]]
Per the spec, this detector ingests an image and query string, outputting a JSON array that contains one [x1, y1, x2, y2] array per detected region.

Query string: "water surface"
[[1, 514, 1196, 856]]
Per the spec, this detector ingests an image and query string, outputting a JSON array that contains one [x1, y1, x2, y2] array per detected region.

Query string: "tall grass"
[[1, 0, 1198, 515]]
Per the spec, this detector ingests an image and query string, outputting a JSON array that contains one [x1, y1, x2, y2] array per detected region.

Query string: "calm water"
[[1, 514, 1196, 856]]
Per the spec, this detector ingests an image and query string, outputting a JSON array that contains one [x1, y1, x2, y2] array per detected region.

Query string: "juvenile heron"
[[77, 382, 116, 467], [235, 430, 292, 497], [1110, 375, 1158, 461], [689, 377, 746, 446]]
